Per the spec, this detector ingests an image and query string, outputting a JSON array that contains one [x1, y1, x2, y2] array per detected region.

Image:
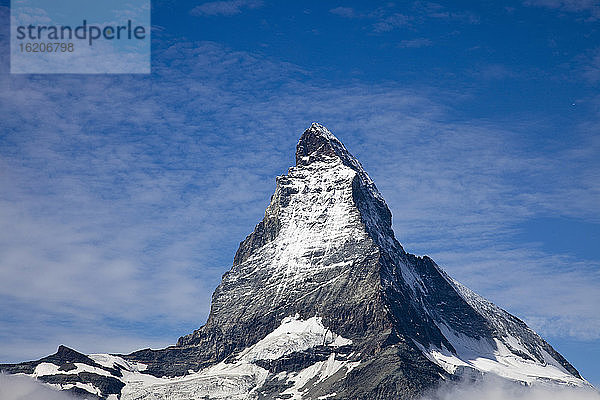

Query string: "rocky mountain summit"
[[1, 123, 593, 399]]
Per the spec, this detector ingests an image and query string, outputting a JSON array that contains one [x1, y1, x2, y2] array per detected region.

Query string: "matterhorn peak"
[[295, 123, 389, 223], [295, 122, 350, 166], [1, 123, 592, 400]]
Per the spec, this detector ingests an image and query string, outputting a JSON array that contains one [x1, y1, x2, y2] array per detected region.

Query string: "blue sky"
[[0, 0, 599, 387]]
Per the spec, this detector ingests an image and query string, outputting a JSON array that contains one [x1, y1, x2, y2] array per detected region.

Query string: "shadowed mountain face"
[[1, 124, 590, 400]]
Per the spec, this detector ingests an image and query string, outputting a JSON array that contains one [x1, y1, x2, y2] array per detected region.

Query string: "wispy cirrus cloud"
[[426, 9, 480, 24], [398, 37, 433, 48], [329, 3, 479, 33], [372, 13, 412, 32], [329, 5, 413, 32], [329, 6, 357, 19], [581, 48, 600, 83], [190, 0, 263, 17], [470, 63, 516, 79], [524, 0, 600, 18]]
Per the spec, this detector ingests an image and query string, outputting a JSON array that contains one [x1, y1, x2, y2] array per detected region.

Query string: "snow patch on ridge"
[[239, 314, 352, 362], [33, 362, 115, 378], [89, 353, 148, 372], [280, 353, 361, 400], [415, 321, 588, 387], [117, 316, 355, 399]]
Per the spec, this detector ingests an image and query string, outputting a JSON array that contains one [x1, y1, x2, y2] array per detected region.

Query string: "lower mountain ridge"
[[1, 123, 594, 399]]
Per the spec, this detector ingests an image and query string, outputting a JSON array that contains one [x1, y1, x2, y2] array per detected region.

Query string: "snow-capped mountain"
[[1, 123, 593, 399]]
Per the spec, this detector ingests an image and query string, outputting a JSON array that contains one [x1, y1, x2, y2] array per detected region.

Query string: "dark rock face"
[[253, 346, 350, 374], [0, 123, 588, 399], [0, 345, 119, 377], [39, 372, 125, 396], [0, 345, 125, 399]]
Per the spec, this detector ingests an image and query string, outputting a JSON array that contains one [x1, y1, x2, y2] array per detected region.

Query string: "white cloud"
[[471, 64, 516, 79], [0, 374, 74, 400], [328, 3, 479, 31], [421, 377, 600, 400], [372, 13, 412, 32], [329, 7, 357, 19], [524, 0, 600, 18], [190, 0, 263, 17], [399, 38, 433, 48], [581, 49, 600, 83]]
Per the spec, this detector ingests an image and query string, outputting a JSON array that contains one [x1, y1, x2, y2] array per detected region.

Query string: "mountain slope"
[[1, 123, 592, 399]]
